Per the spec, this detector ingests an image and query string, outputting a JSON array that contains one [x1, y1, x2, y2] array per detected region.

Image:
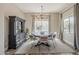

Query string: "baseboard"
[[5, 47, 8, 52]]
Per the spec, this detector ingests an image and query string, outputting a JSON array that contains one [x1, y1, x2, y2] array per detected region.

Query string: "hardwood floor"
[[6, 38, 77, 55]]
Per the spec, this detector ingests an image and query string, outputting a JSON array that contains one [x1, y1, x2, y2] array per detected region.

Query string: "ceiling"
[[15, 3, 74, 13]]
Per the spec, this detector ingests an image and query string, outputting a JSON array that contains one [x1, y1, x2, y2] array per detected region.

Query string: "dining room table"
[[32, 32, 51, 47]]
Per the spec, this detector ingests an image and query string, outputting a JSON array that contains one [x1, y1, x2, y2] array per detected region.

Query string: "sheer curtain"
[[32, 14, 49, 35]]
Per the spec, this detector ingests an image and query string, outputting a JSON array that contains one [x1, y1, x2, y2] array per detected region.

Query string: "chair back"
[[48, 33, 53, 40]]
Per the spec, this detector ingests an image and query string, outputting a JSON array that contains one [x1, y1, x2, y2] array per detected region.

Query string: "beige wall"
[[50, 13, 60, 32], [0, 9, 5, 54], [25, 13, 33, 34], [0, 4, 26, 54], [62, 7, 74, 18], [24, 13, 60, 34]]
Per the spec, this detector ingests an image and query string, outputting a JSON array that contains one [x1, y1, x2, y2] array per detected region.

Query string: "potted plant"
[[25, 28, 29, 40]]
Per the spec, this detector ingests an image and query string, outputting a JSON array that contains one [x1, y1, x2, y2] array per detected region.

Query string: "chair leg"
[[53, 42, 55, 48], [52, 40, 55, 49]]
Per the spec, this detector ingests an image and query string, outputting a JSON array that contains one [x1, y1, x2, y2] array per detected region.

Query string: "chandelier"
[[40, 5, 44, 19], [33, 5, 46, 20], [40, 5, 44, 34]]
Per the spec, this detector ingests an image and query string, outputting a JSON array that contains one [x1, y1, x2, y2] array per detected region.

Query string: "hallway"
[[15, 38, 76, 55]]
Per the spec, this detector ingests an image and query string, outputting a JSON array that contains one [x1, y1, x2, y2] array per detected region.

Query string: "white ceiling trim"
[[15, 3, 75, 13]]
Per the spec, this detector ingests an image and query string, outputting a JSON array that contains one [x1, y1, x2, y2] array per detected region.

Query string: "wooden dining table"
[[34, 34, 48, 41], [32, 32, 50, 47]]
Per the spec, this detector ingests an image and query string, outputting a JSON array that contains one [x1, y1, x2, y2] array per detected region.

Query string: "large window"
[[63, 16, 74, 46], [64, 18, 70, 32], [33, 15, 49, 35], [64, 16, 74, 33]]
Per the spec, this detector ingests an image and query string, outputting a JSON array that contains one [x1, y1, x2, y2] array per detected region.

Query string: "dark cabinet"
[[8, 16, 26, 49]]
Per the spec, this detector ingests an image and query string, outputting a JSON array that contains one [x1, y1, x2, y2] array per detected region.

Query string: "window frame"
[[32, 15, 50, 34]]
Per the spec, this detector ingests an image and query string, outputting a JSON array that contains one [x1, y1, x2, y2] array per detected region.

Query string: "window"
[[64, 16, 74, 33], [64, 18, 70, 32], [70, 16, 74, 33], [33, 15, 49, 35], [63, 16, 74, 47]]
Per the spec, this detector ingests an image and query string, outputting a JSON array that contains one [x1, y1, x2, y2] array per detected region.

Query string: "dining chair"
[[48, 32, 56, 48]]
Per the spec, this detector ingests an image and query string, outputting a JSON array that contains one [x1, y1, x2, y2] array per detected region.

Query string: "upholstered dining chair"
[[48, 32, 56, 48]]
